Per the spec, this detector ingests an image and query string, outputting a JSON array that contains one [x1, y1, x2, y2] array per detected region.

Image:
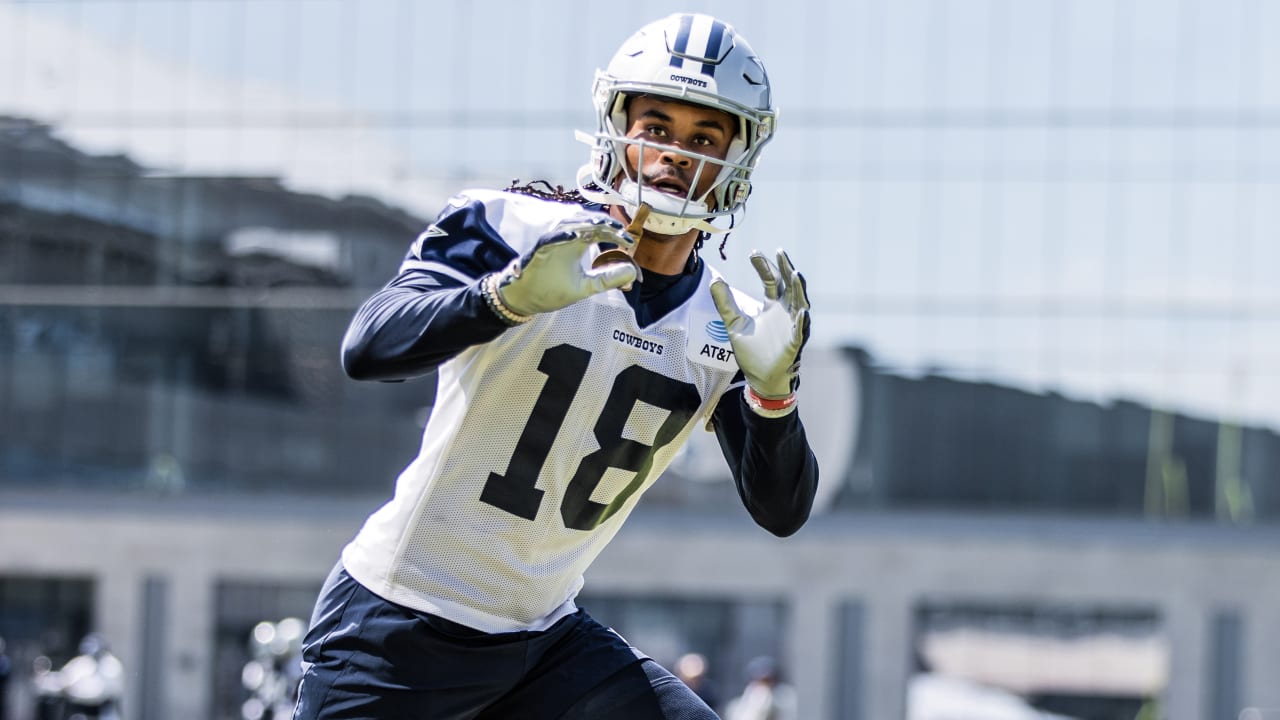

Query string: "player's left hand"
[[709, 249, 811, 402]]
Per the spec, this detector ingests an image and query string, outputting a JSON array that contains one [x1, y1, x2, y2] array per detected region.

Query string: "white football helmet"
[[576, 13, 777, 236]]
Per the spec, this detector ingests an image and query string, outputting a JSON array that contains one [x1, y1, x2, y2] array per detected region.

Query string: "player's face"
[[622, 95, 736, 206]]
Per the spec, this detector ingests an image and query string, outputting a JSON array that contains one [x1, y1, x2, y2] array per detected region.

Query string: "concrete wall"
[[4, 496, 1279, 720]]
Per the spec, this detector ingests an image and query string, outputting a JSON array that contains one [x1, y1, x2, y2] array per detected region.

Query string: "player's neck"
[[608, 205, 699, 275], [632, 234, 698, 275]]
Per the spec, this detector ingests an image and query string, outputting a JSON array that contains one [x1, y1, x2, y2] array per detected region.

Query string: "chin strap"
[[632, 211, 719, 236]]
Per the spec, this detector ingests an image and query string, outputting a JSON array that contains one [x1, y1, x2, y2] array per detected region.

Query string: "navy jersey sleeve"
[[711, 385, 819, 537], [341, 196, 518, 382]]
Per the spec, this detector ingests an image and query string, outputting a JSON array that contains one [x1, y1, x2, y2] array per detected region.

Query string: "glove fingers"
[[774, 250, 809, 313], [776, 249, 797, 279], [709, 279, 746, 329], [528, 225, 596, 260], [793, 307, 810, 352], [749, 251, 780, 301], [771, 251, 793, 305], [584, 262, 639, 294], [787, 267, 810, 313], [563, 216, 635, 250], [778, 250, 810, 379], [562, 211, 626, 231]]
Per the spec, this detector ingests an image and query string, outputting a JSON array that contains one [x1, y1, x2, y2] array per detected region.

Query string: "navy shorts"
[[291, 563, 717, 720]]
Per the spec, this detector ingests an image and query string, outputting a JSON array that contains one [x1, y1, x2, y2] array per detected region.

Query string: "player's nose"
[[657, 147, 693, 167]]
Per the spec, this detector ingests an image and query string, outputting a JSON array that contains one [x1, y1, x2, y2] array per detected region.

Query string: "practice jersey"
[[341, 189, 761, 633]]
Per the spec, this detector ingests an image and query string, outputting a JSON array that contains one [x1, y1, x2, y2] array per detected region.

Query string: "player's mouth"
[[643, 173, 689, 198]]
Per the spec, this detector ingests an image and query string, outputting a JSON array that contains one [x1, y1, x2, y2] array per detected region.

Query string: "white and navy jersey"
[[340, 188, 818, 633]]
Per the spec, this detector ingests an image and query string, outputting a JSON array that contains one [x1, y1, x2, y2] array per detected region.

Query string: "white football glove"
[[494, 212, 637, 317], [709, 249, 811, 400]]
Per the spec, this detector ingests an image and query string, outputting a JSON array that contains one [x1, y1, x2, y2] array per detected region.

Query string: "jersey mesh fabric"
[[341, 190, 757, 633]]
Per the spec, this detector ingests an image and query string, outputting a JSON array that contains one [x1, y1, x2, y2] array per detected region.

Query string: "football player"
[[293, 13, 818, 720]]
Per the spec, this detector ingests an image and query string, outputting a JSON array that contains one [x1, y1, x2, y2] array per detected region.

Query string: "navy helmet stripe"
[[669, 14, 694, 68], [701, 20, 726, 76]]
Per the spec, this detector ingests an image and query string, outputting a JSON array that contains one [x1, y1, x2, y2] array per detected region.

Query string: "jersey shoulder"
[[446, 188, 596, 255], [400, 188, 595, 281]]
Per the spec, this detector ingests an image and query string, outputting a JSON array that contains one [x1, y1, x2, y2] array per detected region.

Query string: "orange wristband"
[[745, 387, 796, 411]]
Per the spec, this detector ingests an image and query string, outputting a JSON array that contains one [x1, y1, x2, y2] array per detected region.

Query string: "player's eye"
[[645, 125, 669, 138]]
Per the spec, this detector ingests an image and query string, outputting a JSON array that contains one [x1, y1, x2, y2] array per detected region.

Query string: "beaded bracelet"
[[481, 273, 534, 326]]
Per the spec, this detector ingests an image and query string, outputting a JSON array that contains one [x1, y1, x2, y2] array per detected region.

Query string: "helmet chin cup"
[[575, 164, 721, 235], [617, 179, 714, 235]]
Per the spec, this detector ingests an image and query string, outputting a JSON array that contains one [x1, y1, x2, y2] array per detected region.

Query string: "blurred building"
[[2, 117, 1279, 720], [3, 1, 1280, 719]]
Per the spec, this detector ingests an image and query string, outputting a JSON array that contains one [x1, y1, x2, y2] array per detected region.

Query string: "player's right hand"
[[494, 212, 638, 317]]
